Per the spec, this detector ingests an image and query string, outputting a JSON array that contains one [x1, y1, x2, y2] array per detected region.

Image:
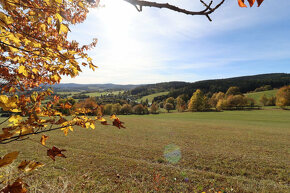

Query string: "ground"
[[0, 109, 289, 192]]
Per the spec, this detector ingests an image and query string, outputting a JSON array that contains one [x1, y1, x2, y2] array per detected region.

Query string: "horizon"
[[57, 72, 289, 85]]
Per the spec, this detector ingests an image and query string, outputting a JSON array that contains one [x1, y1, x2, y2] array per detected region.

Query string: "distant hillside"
[[245, 90, 278, 105], [45, 83, 140, 92], [130, 73, 290, 102], [130, 81, 190, 96]]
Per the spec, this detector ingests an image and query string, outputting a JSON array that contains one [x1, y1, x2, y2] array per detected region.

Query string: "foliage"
[[259, 94, 268, 106], [120, 104, 132, 115], [176, 96, 186, 112], [209, 92, 225, 110], [188, 89, 209, 112], [225, 86, 241, 96], [150, 103, 159, 114], [276, 85, 290, 109], [164, 103, 174, 113], [157, 73, 290, 101], [132, 104, 144, 115], [165, 97, 175, 107]]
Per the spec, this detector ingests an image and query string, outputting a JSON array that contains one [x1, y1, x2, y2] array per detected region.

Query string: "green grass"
[[246, 90, 277, 104], [1, 110, 289, 192], [84, 91, 123, 97], [137, 91, 169, 103]]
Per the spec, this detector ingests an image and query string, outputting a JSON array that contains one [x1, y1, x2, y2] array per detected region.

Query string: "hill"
[[130, 73, 289, 102], [245, 90, 278, 105], [44, 83, 140, 92]]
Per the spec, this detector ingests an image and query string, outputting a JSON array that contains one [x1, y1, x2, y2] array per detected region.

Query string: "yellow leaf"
[[0, 152, 19, 168], [18, 160, 44, 172], [78, 1, 85, 9], [85, 122, 90, 128], [32, 68, 38, 74], [59, 24, 69, 34], [90, 123, 95, 129], [55, 0, 63, 4], [44, 0, 51, 6], [55, 13, 63, 23], [40, 135, 49, 145], [0, 95, 8, 104], [8, 115, 22, 126], [47, 17, 52, 24], [18, 65, 28, 77]]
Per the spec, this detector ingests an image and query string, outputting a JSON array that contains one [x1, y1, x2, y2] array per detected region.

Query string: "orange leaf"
[[47, 146, 66, 161], [238, 0, 247, 7], [112, 118, 125, 129], [40, 135, 49, 145], [247, 0, 255, 7], [101, 121, 109, 125], [0, 151, 19, 168], [0, 178, 27, 193]]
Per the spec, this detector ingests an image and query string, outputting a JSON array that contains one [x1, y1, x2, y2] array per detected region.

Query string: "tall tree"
[[188, 89, 208, 112]]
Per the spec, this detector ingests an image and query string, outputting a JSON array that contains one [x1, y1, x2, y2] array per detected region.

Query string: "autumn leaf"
[[110, 114, 117, 120], [8, 115, 22, 126], [55, 117, 68, 125], [18, 160, 44, 172], [101, 121, 109, 125], [113, 118, 126, 129], [0, 152, 19, 168], [0, 178, 27, 193], [247, 0, 255, 7], [47, 146, 66, 161], [40, 135, 49, 145], [238, 0, 247, 7], [257, 0, 264, 7]]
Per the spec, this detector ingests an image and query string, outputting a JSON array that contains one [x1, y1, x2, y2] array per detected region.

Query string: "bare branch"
[[123, 0, 225, 21]]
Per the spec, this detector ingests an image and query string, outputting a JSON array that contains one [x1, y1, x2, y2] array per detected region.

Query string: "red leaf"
[[247, 0, 255, 7], [47, 146, 66, 161], [112, 118, 125, 129], [257, 0, 264, 7]]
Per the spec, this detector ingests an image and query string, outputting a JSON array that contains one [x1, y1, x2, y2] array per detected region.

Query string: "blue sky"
[[62, 0, 290, 84]]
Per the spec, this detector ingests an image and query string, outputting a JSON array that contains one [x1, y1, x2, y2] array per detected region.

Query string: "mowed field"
[[1, 110, 290, 192]]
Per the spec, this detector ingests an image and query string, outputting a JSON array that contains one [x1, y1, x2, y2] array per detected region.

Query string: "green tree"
[[259, 94, 268, 106], [120, 104, 132, 115], [104, 104, 113, 115], [112, 103, 122, 115]]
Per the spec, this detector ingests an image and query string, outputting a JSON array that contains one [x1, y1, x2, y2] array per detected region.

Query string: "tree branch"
[[123, 0, 225, 21]]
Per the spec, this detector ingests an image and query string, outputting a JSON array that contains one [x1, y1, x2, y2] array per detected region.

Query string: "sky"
[[62, 0, 290, 84]]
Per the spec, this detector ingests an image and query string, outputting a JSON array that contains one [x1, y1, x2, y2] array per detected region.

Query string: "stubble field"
[[0, 109, 289, 192]]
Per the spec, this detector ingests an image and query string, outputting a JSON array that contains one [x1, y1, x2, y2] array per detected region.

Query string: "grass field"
[[56, 91, 123, 98], [137, 92, 169, 103], [0, 110, 289, 192], [246, 90, 277, 104]]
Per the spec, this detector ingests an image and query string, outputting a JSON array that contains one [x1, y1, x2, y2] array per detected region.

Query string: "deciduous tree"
[[276, 86, 290, 109]]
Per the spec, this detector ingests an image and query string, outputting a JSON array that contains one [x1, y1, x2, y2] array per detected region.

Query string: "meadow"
[[0, 109, 289, 192]]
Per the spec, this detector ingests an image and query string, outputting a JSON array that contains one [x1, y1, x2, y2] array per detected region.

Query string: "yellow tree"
[[276, 85, 290, 109]]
